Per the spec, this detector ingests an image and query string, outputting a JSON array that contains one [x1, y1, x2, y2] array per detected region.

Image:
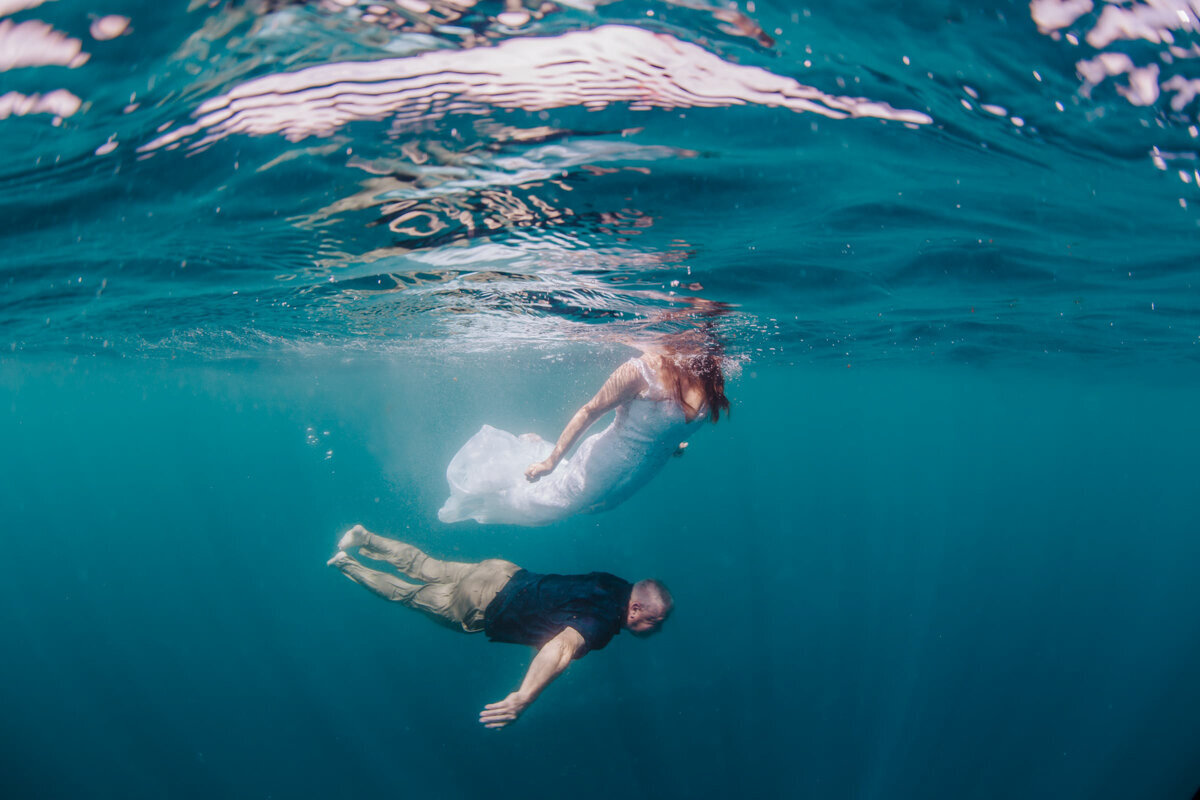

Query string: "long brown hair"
[[641, 296, 732, 422], [661, 350, 730, 423]]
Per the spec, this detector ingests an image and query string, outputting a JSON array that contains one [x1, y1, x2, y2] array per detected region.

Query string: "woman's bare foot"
[[327, 550, 352, 568], [337, 524, 369, 551]]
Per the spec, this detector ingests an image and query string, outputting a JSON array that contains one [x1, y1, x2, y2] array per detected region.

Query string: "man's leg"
[[327, 550, 423, 603], [328, 551, 468, 632], [339, 524, 473, 584], [332, 526, 520, 632]]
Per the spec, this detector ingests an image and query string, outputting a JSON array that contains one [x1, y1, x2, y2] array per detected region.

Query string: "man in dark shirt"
[[327, 525, 673, 729]]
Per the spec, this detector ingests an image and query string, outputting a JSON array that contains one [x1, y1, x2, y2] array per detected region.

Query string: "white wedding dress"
[[438, 358, 706, 526]]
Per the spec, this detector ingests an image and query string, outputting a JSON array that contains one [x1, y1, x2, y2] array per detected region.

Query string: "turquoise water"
[[3, 0, 1200, 797]]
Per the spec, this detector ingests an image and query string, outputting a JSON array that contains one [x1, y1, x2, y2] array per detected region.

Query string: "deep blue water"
[[3, 0, 1200, 797], [3, 358, 1199, 798]]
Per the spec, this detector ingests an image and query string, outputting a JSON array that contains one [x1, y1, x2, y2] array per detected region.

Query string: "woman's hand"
[[525, 459, 555, 482]]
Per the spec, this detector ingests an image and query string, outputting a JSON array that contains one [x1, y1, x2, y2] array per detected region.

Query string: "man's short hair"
[[634, 579, 674, 617]]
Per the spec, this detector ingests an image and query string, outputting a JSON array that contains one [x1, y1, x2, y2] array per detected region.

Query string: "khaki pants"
[[333, 532, 520, 633]]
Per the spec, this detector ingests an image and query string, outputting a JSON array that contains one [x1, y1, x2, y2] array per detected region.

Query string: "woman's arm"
[[525, 360, 646, 481]]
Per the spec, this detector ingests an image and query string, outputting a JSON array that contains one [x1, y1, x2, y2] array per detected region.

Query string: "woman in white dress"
[[438, 346, 730, 526]]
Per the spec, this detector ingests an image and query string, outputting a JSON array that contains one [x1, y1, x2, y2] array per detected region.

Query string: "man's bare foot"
[[338, 524, 369, 551], [327, 550, 352, 568]]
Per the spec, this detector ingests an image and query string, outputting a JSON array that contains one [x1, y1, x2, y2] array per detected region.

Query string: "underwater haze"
[[3, 0, 1200, 797]]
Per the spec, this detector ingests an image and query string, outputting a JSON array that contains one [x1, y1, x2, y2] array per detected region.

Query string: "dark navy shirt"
[[484, 570, 632, 657]]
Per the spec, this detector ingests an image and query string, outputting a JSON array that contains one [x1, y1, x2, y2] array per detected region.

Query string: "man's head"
[[624, 579, 674, 637]]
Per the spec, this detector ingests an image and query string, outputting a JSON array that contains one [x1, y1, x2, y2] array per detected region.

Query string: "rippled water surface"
[[5, 0, 1200, 362]]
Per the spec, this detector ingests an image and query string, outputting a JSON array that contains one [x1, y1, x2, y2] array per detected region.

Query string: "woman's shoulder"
[[626, 353, 659, 382], [631, 350, 667, 371], [623, 353, 674, 400]]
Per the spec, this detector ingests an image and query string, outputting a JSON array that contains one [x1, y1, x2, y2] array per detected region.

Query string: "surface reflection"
[[290, 124, 692, 267], [0, 0, 124, 126], [0, 89, 81, 120], [1035, 0, 1200, 112], [1031, 0, 1200, 189], [144, 24, 931, 152], [0, 18, 89, 70]]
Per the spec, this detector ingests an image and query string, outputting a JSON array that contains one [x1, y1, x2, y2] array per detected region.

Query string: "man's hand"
[[480, 692, 530, 729], [524, 459, 554, 482], [480, 628, 583, 729]]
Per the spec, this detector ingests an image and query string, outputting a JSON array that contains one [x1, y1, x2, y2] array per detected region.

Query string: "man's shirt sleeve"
[[554, 612, 610, 657]]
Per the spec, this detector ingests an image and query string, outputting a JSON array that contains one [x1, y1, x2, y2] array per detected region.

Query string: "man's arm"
[[524, 361, 645, 481], [479, 627, 586, 729]]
